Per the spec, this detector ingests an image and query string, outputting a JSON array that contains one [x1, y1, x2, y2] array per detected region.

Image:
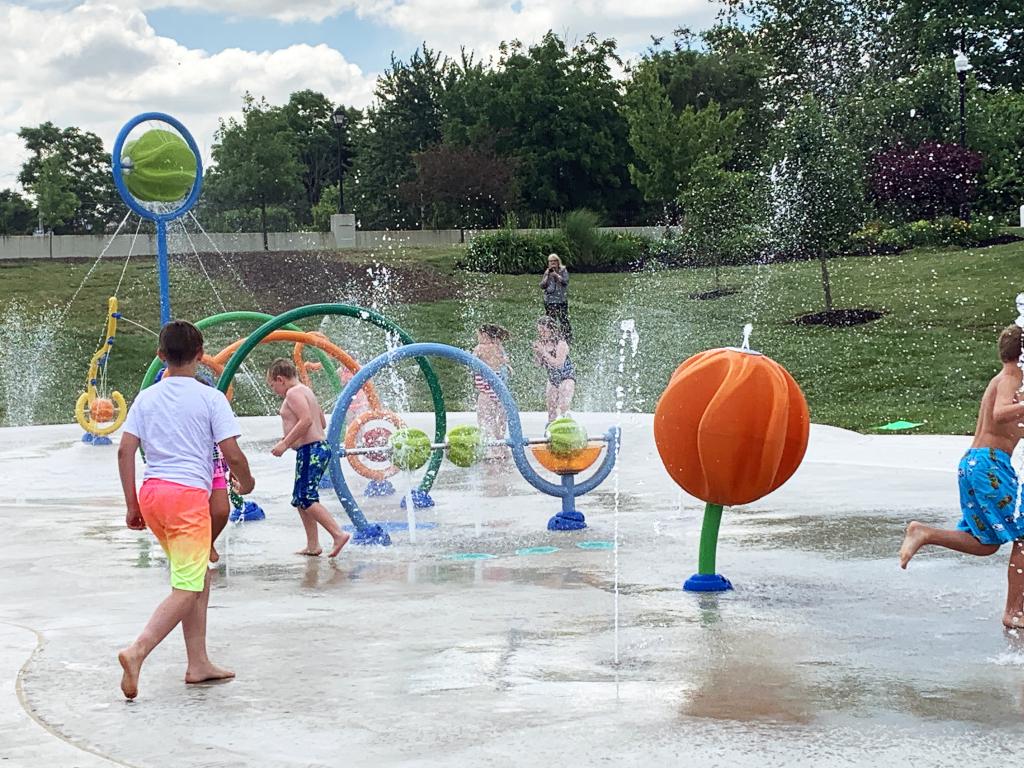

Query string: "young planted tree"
[[206, 96, 303, 250], [35, 155, 79, 234], [770, 96, 866, 315]]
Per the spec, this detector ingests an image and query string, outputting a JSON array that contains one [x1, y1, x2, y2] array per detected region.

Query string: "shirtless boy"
[[266, 358, 350, 557], [900, 324, 1024, 627]]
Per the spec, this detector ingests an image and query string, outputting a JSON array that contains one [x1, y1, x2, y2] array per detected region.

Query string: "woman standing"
[[540, 253, 572, 342]]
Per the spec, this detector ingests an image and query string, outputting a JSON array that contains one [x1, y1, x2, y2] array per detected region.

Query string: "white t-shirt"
[[123, 377, 241, 492]]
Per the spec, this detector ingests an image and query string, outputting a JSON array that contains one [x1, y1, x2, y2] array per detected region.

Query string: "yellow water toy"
[[75, 297, 128, 444]]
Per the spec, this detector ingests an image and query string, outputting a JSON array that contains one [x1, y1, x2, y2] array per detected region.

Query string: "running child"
[[472, 324, 512, 446], [266, 358, 350, 558], [117, 320, 255, 700], [900, 324, 1024, 627], [532, 316, 575, 423]]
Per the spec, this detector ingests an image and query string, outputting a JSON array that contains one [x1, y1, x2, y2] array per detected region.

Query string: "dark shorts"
[[956, 447, 1023, 545], [292, 440, 331, 510]]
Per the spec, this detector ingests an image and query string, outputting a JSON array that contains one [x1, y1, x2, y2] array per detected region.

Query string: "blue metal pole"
[[156, 219, 171, 325]]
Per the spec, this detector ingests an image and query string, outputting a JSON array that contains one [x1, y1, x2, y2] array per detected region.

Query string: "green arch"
[[139, 310, 342, 394], [216, 303, 447, 493]]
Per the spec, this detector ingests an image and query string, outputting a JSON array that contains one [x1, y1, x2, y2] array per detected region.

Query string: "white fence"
[[0, 225, 678, 261]]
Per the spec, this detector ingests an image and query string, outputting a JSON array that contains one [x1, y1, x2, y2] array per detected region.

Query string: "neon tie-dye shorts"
[[957, 447, 1023, 546], [139, 479, 211, 592]]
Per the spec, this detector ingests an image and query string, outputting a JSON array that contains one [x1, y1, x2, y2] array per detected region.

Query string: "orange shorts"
[[139, 479, 211, 592]]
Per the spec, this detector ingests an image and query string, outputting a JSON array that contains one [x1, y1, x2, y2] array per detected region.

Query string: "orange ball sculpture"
[[654, 347, 810, 592], [89, 397, 116, 424]]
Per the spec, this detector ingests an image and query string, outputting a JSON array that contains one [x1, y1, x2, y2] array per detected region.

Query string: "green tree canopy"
[[0, 190, 36, 235]]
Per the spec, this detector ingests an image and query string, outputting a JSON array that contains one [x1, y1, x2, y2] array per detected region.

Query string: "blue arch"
[[326, 342, 620, 545]]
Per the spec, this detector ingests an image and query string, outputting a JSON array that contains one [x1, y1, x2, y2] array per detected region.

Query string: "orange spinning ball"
[[653, 348, 809, 506], [89, 398, 116, 424]]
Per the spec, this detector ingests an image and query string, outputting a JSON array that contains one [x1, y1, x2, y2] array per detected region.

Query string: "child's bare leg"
[[209, 490, 230, 563], [559, 380, 576, 417], [545, 383, 558, 423], [1006, 541, 1024, 628], [182, 569, 234, 684], [118, 589, 198, 699], [899, 521, 999, 568], [302, 502, 350, 557], [296, 508, 322, 556]]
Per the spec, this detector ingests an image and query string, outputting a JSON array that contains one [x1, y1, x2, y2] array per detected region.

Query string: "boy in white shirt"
[[116, 321, 255, 700]]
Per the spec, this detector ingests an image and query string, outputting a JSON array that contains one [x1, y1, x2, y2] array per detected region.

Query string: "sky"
[[0, 0, 719, 192]]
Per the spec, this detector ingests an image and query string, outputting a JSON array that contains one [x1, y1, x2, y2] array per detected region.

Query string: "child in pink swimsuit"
[[209, 445, 230, 563]]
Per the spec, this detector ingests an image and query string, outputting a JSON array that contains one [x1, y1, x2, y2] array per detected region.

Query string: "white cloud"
[[0, 1, 376, 190]]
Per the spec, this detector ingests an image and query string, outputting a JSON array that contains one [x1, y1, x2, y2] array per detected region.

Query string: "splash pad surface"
[[2, 412, 1023, 766]]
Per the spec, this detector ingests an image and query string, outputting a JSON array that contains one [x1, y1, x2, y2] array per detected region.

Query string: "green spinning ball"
[[122, 129, 197, 203], [447, 425, 484, 468], [389, 428, 432, 471], [547, 417, 588, 457]]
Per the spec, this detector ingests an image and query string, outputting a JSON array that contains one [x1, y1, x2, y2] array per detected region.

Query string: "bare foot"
[[899, 521, 928, 569], [209, 546, 220, 564], [118, 646, 143, 700], [296, 547, 322, 556], [329, 531, 351, 558], [185, 663, 235, 685]]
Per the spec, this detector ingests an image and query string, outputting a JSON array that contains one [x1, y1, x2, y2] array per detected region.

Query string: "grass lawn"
[[1, 240, 1020, 434]]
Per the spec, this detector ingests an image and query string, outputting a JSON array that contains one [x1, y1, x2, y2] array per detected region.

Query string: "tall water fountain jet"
[[613, 318, 640, 665], [0, 302, 63, 427]]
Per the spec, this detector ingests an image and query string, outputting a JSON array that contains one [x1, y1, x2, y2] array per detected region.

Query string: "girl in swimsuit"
[[472, 324, 513, 449], [533, 316, 575, 423]]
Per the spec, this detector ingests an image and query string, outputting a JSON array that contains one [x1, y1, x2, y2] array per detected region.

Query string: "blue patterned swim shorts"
[[957, 447, 1023, 545], [292, 440, 331, 510]]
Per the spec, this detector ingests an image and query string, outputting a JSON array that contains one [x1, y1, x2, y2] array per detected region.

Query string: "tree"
[[623, 61, 744, 214], [36, 155, 80, 234], [973, 90, 1024, 219], [280, 90, 356, 225], [205, 95, 304, 250], [348, 46, 453, 229], [17, 122, 118, 233], [398, 143, 515, 228], [0, 190, 35, 235], [770, 96, 867, 313]]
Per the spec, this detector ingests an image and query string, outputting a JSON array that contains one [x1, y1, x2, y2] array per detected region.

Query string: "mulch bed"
[[792, 308, 886, 327], [189, 250, 460, 313]]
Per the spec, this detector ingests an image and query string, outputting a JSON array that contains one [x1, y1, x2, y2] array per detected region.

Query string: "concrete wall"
[[0, 225, 678, 260]]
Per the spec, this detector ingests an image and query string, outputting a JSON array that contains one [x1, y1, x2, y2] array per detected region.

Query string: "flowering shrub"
[[870, 141, 983, 220]]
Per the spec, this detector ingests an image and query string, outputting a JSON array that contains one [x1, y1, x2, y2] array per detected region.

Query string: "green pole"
[[696, 502, 725, 575], [216, 303, 447, 493]]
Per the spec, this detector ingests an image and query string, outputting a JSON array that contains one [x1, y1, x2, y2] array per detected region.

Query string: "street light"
[[954, 50, 971, 220], [332, 106, 348, 215]]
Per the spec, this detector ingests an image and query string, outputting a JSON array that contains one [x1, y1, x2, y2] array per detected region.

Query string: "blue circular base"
[[399, 490, 435, 510], [547, 510, 587, 531], [683, 573, 733, 592], [319, 472, 334, 490], [352, 524, 392, 546], [342, 521, 438, 533], [92, 435, 113, 446], [365, 480, 395, 497], [81, 433, 95, 444], [229, 501, 266, 523]]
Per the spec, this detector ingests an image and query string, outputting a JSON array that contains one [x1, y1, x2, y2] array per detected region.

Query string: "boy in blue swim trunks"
[[901, 324, 1024, 627], [267, 358, 350, 558]]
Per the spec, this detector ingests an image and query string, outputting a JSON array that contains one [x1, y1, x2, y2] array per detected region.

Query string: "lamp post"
[[332, 106, 348, 215], [954, 50, 971, 221]]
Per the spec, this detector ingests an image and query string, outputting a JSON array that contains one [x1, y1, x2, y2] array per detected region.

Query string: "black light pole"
[[332, 107, 348, 215], [954, 50, 971, 221]]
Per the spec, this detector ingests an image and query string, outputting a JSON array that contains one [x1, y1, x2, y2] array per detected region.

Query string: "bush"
[[850, 216, 1007, 254], [458, 227, 649, 273], [459, 230, 544, 274], [562, 209, 601, 264], [870, 141, 983, 220]]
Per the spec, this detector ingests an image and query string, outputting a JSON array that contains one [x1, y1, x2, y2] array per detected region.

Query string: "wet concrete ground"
[[2, 413, 1023, 766]]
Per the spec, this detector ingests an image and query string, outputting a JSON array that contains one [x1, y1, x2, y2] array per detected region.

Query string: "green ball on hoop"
[[447, 425, 484, 468], [389, 428, 432, 471], [547, 417, 588, 456], [122, 129, 197, 203]]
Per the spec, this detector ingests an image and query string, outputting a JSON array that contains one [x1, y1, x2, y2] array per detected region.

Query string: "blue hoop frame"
[[111, 112, 203, 326], [327, 342, 620, 545]]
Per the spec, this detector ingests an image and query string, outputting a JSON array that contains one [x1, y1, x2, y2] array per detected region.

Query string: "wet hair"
[[478, 323, 510, 342], [999, 324, 1023, 363], [537, 315, 563, 341], [267, 357, 298, 380], [158, 320, 204, 366]]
